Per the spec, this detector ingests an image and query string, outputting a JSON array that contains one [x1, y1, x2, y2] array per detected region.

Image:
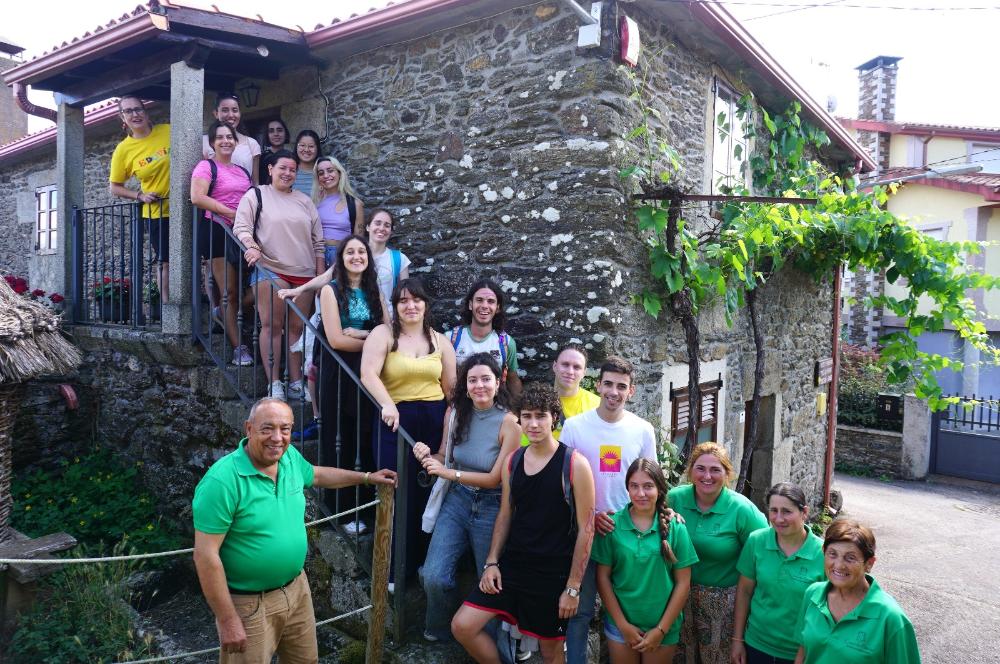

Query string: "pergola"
[[2, 0, 315, 334]]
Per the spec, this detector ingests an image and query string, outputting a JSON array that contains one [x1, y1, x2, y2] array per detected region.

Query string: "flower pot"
[[99, 297, 131, 323]]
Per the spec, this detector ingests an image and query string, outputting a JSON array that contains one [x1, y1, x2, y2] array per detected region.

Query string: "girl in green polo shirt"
[[793, 519, 920, 664], [731, 483, 826, 664], [592, 458, 698, 663], [667, 442, 768, 664]]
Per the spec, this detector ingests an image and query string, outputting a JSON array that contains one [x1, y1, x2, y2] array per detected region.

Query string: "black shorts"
[[463, 552, 571, 641], [197, 218, 243, 266], [145, 217, 169, 262]]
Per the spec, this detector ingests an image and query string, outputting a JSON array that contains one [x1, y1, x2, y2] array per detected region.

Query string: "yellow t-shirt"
[[109, 123, 171, 218], [520, 386, 601, 445], [381, 350, 445, 403]]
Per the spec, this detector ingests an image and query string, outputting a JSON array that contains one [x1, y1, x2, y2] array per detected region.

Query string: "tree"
[[621, 68, 1000, 490]]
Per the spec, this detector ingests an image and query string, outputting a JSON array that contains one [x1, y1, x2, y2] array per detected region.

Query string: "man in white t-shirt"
[[447, 278, 522, 399], [559, 355, 656, 664]]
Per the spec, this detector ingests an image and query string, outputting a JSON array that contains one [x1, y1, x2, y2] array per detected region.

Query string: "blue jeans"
[[324, 244, 339, 269], [566, 559, 597, 664], [420, 483, 501, 640]]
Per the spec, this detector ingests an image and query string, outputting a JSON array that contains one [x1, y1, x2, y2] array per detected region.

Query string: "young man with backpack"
[[449, 279, 522, 399], [452, 382, 595, 663], [559, 356, 658, 664]]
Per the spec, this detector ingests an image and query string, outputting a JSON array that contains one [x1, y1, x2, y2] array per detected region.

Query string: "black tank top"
[[506, 443, 575, 560]]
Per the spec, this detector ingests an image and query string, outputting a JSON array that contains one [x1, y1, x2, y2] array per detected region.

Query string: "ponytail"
[[656, 496, 678, 564]]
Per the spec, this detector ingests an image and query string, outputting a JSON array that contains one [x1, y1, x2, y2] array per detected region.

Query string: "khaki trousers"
[[220, 571, 318, 664]]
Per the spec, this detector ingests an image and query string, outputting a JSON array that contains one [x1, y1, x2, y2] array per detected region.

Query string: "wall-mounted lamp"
[[238, 81, 261, 109]]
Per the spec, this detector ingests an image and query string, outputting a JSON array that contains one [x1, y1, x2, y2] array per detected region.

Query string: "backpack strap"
[[236, 164, 252, 183], [252, 186, 263, 244], [507, 446, 528, 509], [346, 193, 357, 228], [563, 448, 577, 535], [496, 331, 510, 384], [390, 248, 402, 291], [202, 160, 218, 221], [450, 325, 463, 350]]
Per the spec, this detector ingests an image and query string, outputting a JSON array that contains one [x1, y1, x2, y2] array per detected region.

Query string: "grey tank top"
[[451, 405, 506, 473]]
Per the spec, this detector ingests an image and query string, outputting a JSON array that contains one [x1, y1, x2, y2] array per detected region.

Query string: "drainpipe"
[[13, 82, 57, 123], [824, 266, 841, 510]]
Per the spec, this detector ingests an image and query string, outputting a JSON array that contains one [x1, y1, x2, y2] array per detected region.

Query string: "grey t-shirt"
[[451, 404, 506, 473]]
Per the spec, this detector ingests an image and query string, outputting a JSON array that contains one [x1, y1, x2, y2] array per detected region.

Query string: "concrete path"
[[833, 474, 1000, 664]]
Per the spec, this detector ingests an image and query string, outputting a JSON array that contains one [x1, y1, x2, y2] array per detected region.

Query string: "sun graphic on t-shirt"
[[599, 445, 622, 473]]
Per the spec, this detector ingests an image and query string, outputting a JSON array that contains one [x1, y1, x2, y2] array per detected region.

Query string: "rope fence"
[[0, 499, 380, 567], [115, 605, 375, 664]]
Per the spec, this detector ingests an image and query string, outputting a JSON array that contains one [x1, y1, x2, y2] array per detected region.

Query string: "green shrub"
[[9, 542, 156, 664], [837, 344, 901, 431], [11, 447, 183, 556]]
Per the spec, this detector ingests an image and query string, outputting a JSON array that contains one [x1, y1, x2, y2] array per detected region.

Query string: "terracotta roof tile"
[[879, 167, 1000, 191]]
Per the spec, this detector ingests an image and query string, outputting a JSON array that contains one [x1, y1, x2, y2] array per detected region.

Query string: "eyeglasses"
[[121, 107, 146, 116]]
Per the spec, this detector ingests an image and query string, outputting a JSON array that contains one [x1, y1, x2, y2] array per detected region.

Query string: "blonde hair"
[[684, 441, 735, 485], [312, 156, 358, 205]]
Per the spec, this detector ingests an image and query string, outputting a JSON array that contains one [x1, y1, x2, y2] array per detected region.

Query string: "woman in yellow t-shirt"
[[361, 277, 456, 581], [109, 95, 171, 301]]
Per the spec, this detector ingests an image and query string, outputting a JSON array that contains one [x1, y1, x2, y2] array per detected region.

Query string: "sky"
[[4, 0, 999, 133]]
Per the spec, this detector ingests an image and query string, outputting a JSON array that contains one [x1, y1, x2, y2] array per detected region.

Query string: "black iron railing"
[[71, 202, 164, 328], [190, 207, 417, 641], [938, 394, 1000, 432]]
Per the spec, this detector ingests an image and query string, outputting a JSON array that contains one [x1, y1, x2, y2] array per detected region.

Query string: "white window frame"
[[712, 81, 748, 194], [35, 185, 58, 254]]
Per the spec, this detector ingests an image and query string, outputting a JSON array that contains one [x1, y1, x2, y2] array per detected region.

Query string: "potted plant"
[[144, 281, 160, 323], [92, 277, 131, 323]]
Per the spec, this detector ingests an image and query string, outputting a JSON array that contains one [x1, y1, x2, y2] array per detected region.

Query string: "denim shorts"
[[249, 264, 282, 287], [604, 616, 627, 644], [324, 244, 339, 269]]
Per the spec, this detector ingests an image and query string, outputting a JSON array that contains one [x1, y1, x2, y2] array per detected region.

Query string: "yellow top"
[[109, 123, 171, 218], [382, 348, 444, 403]]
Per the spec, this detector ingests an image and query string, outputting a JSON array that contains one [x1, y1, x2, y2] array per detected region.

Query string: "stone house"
[[0, 0, 873, 515]]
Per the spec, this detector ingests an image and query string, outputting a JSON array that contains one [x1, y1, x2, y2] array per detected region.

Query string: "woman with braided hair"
[[592, 458, 698, 663]]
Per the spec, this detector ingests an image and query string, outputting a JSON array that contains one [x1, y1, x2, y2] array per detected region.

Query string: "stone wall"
[[0, 57, 28, 145], [835, 424, 904, 478]]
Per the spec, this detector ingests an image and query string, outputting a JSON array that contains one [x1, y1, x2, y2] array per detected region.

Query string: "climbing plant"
[[620, 65, 1000, 489]]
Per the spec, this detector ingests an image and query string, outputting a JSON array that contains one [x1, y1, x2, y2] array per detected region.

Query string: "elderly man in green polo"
[[193, 397, 396, 662]]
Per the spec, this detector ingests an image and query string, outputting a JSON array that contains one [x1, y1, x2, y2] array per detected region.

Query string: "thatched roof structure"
[[0, 278, 81, 384]]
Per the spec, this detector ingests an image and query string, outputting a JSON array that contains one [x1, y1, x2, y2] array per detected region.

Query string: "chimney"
[[855, 55, 901, 175], [0, 37, 28, 145], [856, 55, 901, 121]]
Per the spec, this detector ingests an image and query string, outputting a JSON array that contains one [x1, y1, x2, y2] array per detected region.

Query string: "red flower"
[[13, 282, 28, 294], [31, 288, 46, 297], [49, 293, 65, 303], [3, 275, 15, 287], [103, 276, 112, 285]]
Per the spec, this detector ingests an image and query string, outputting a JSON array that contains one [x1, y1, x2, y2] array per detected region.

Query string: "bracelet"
[[483, 561, 499, 570], [653, 625, 664, 634], [363, 472, 371, 485], [731, 637, 744, 642]]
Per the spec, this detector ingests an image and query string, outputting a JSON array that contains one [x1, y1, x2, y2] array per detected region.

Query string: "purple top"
[[316, 193, 352, 242]]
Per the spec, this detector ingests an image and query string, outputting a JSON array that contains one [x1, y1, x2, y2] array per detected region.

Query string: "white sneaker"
[[286, 380, 311, 403], [269, 380, 286, 401], [231, 344, 254, 366], [343, 520, 368, 535]]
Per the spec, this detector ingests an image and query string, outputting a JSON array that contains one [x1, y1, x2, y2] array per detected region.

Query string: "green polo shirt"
[[796, 575, 921, 664], [193, 439, 315, 592], [591, 506, 699, 644], [736, 527, 826, 659], [667, 484, 767, 587]]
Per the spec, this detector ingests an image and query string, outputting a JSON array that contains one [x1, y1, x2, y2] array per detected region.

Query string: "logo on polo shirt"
[[599, 445, 622, 473], [847, 631, 871, 653]]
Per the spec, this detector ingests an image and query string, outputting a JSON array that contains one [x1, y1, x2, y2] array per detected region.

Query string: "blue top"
[[339, 287, 374, 330], [292, 168, 313, 195]]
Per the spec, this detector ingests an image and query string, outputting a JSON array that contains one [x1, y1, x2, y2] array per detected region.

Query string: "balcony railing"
[[70, 202, 163, 328]]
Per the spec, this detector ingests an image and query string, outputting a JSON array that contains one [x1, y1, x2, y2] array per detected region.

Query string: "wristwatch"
[[564, 587, 580, 598], [455, 470, 463, 482]]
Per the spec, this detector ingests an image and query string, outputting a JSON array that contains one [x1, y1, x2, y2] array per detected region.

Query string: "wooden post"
[[366, 483, 395, 664]]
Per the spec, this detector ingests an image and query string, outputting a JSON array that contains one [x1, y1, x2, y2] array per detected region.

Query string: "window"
[[35, 185, 57, 253], [712, 83, 747, 194], [670, 378, 723, 445]]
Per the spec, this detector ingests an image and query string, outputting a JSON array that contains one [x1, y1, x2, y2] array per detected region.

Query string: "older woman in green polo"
[[793, 519, 920, 664], [668, 442, 767, 664], [730, 482, 826, 664]]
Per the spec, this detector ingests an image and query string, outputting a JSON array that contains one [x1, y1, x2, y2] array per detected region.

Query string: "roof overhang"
[[839, 118, 1000, 143], [307, 0, 539, 58], [3, 1, 315, 107]]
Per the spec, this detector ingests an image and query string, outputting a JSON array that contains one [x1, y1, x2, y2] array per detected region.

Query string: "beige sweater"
[[234, 186, 323, 278]]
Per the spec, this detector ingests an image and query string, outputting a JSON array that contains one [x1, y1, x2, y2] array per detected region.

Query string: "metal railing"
[[71, 202, 164, 327], [937, 394, 1000, 432], [190, 208, 419, 641]]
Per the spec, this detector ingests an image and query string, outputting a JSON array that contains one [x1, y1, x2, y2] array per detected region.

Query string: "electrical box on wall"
[[577, 3, 603, 49], [620, 16, 641, 66]]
